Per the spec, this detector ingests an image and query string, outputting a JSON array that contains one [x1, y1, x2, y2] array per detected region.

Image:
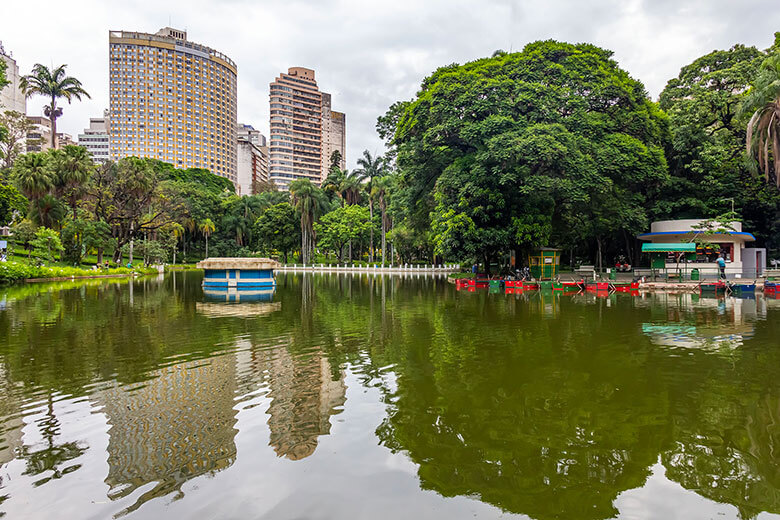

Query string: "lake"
[[1, 272, 779, 520]]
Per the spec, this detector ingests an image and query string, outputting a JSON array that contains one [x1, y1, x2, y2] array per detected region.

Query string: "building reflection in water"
[[0, 365, 24, 466], [641, 293, 762, 350], [97, 353, 239, 516], [263, 348, 346, 460]]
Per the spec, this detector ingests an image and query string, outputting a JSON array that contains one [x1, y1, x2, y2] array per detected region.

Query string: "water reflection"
[[98, 353, 239, 515], [641, 293, 759, 350], [0, 274, 778, 519]]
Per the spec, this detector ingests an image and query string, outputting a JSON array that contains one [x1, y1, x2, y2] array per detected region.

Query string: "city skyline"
[[1, 1, 780, 170]]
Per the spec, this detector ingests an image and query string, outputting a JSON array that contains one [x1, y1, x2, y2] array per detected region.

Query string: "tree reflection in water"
[[0, 274, 779, 519]]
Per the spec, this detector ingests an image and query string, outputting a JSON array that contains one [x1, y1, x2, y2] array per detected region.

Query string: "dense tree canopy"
[[388, 40, 669, 269], [659, 39, 780, 250]]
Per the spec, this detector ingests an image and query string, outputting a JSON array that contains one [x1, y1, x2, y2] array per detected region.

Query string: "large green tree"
[[84, 158, 183, 261], [253, 202, 300, 263], [659, 39, 780, 250], [743, 44, 780, 188], [0, 182, 27, 225], [386, 40, 668, 270], [20, 64, 90, 149], [314, 204, 371, 262]]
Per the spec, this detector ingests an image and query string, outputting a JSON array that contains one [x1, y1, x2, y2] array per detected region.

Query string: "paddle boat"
[[700, 281, 727, 293], [612, 281, 640, 293], [586, 281, 610, 291], [729, 282, 755, 294]]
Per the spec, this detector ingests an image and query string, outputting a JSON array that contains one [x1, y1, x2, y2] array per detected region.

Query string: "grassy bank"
[[0, 261, 157, 284]]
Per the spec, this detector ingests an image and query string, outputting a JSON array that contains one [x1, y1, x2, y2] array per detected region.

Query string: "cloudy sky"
[[1, 0, 779, 168]]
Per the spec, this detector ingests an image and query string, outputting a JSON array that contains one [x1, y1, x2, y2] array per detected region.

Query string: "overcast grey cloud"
[[1, 0, 778, 169]]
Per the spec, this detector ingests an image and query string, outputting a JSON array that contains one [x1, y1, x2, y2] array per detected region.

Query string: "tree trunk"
[[369, 202, 374, 263], [348, 240, 352, 263], [97, 247, 103, 265], [381, 218, 386, 265], [205, 235, 209, 258], [623, 230, 633, 266], [129, 239, 134, 266], [50, 98, 58, 150], [596, 236, 603, 276]]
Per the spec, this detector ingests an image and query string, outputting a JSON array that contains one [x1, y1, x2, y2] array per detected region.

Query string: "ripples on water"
[[0, 273, 779, 519]]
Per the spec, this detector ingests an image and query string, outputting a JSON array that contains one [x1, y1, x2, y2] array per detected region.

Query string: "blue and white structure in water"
[[197, 257, 278, 302]]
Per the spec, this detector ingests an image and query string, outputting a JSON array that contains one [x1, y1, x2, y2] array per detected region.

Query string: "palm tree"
[[290, 179, 327, 264], [168, 223, 184, 264], [12, 152, 54, 206], [339, 169, 364, 206], [322, 167, 346, 205], [223, 196, 264, 246], [355, 150, 386, 261], [51, 145, 94, 218], [199, 218, 215, 258], [371, 175, 395, 265], [743, 53, 780, 188], [20, 64, 90, 149]]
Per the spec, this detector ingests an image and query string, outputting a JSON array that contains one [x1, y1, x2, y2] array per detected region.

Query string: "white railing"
[[276, 263, 461, 273]]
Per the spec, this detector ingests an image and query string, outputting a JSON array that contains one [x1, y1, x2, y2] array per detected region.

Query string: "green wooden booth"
[[529, 248, 561, 280], [641, 242, 697, 279]]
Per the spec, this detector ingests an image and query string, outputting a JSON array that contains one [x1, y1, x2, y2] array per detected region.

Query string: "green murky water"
[[1, 272, 779, 519]]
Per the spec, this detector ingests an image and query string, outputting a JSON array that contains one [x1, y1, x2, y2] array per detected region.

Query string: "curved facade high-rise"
[[108, 27, 238, 183]]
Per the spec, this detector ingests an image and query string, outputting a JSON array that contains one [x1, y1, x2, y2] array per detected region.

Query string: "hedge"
[[0, 261, 154, 284]]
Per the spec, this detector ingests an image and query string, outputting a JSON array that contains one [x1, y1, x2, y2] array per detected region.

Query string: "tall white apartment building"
[[0, 43, 26, 114], [78, 110, 111, 163], [237, 124, 269, 195]]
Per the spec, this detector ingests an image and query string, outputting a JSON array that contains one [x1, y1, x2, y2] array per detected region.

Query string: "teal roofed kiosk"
[[638, 219, 765, 279], [197, 257, 279, 295]]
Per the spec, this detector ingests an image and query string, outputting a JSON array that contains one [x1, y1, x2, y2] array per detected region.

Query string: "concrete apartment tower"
[[320, 92, 346, 178], [77, 110, 111, 163], [0, 43, 26, 114], [108, 28, 238, 185], [237, 123, 269, 195], [269, 67, 322, 190]]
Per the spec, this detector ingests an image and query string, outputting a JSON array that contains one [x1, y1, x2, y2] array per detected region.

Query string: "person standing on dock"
[[717, 254, 726, 279]]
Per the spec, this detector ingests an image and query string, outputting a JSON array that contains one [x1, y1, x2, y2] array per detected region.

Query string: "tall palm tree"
[[743, 53, 780, 188], [339, 169, 364, 206], [12, 152, 54, 206], [20, 64, 90, 149], [371, 175, 395, 265], [355, 150, 386, 261], [322, 167, 346, 206], [51, 145, 94, 218], [168, 223, 185, 264], [199, 218, 215, 258], [290, 179, 327, 264]]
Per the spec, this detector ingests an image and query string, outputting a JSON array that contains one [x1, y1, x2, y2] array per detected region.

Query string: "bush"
[[0, 261, 156, 284]]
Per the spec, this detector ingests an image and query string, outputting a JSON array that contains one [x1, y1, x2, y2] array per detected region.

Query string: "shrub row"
[[0, 261, 153, 284]]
